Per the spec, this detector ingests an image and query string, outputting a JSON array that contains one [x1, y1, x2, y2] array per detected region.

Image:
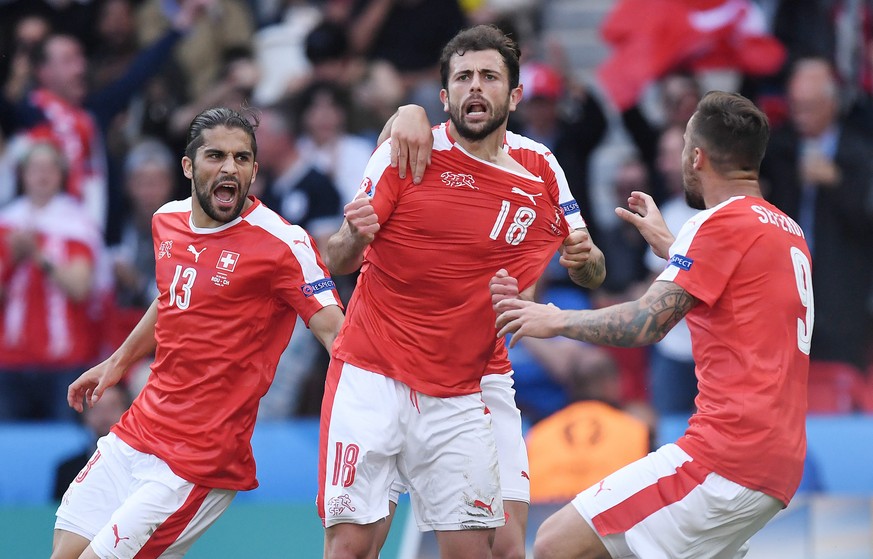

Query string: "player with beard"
[[319, 25, 603, 559], [494, 91, 812, 559], [52, 107, 345, 559]]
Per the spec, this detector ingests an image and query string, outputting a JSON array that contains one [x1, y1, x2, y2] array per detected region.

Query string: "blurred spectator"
[[342, 0, 467, 123], [166, 45, 261, 142], [0, 2, 209, 237], [110, 139, 177, 312], [0, 141, 106, 422], [1, 14, 52, 105], [295, 80, 375, 203], [135, 0, 255, 101], [305, 19, 357, 87], [352, 60, 406, 141], [89, 0, 140, 92], [53, 383, 132, 501], [761, 57, 873, 372], [251, 0, 324, 106], [644, 126, 699, 416], [0, 1, 101, 60], [621, 72, 701, 205], [596, 0, 785, 112], [589, 155, 653, 407], [525, 347, 651, 503], [829, 0, 873, 128], [257, 104, 342, 243], [303, 19, 396, 139], [512, 61, 608, 243], [594, 155, 652, 300]]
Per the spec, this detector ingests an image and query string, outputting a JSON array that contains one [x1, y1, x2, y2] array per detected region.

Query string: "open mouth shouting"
[[212, 177, 241, 212], [464, 97, 490, 123]]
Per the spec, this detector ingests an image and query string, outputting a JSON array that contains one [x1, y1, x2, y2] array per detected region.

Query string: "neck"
[[704, 177, 762, 208], [191, 197, 252, 229], [448, 121, 506, 163]]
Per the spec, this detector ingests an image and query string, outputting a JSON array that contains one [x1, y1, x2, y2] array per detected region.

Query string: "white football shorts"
[[572, 443, 783, 559], [389, 370, 530, 505], [319, 360, 504, 531], [55, 432, 235, 558]]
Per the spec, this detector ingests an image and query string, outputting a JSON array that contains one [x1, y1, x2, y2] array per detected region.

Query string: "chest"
[[153, 226, 276, 311], [383, 158, 565, 250]]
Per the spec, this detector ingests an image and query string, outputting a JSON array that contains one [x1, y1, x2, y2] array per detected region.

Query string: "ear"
[[509, 83, 524, 112], [251, 161, 259, 185], [688, 147, 702, 170], [440, 89, 449, 112], [182, 156, 193, 180]]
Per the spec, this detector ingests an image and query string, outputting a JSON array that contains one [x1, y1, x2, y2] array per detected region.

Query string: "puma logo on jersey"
[[441, 171, 478, 190], [511, 186, 542, 205], [187, 245, 206, 262], [292, 237, 310, 249]]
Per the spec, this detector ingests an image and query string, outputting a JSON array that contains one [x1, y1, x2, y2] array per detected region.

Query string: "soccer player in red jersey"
[[365, 98, 606, 559], [495, 91, 813, 559], [319, 25, 604, 559], [52, 107, 344, 559]]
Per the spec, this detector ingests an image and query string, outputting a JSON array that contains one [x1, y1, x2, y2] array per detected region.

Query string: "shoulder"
[[504, 130, 551, 156], [155, 198, 192, 216], [243, 203, 311, 251]]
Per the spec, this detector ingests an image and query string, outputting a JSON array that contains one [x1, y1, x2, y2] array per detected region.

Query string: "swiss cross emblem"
[[217, 250, 240, 272]]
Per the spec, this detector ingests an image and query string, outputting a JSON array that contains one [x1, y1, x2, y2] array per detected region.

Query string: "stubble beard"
[[193, 173, 248, 223], [449, 99, 510, 142]]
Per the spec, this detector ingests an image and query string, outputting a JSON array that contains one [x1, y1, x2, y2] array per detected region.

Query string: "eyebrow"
[[203, 148, 253, 158]]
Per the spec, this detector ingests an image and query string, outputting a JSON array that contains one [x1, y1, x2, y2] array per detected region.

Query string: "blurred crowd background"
[[0, 0, 872, 504]]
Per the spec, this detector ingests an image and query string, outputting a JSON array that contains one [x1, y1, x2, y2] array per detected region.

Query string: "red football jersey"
[[112, 197, 341, 490], [333, 123, 578, 396], [658, 196, 812, 505], [485, 130, 589, 374]]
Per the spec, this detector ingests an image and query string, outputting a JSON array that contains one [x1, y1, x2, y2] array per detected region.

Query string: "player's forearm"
[[109, 297, 159, 370], [377, 111, 399, 146], [567, 245, 606, 289], [559, 281, 694, 347], [309, 305, 345, 353], [377, 104, 427, 146], [325, 225, 367, 275]]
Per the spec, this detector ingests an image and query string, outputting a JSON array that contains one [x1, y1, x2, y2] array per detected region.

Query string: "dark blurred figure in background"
[[135, 0, 254, 102], [761, 57, 873, 374], [53, 383, 132, 501], [0, 13, 52, 107], [295, 80, 375, 203], [257, 104, 342, 243], [340, 0, 467, 123], [511, 61, 608, 241], [594, 155, 652, 301], [620, 72, 701, 206], [105, 138, 179, 353]]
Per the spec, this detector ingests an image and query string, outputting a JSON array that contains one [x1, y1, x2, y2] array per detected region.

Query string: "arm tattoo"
[[568, 257, 606, 289], [561, 281, 696, 347]]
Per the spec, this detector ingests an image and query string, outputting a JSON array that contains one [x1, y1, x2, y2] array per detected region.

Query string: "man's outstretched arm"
[[495, 280, 697, 348]]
